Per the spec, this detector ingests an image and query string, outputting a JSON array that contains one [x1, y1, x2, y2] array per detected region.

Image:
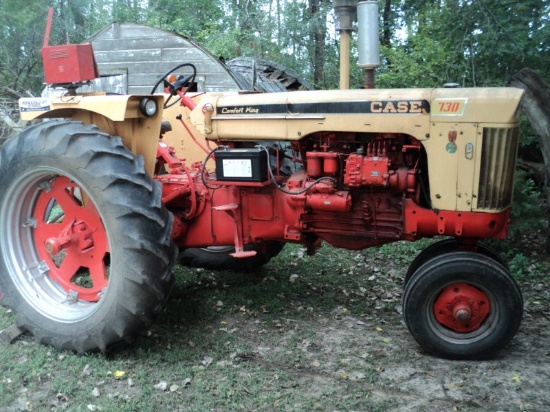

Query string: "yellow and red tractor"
[[0, 24, 524, 359]]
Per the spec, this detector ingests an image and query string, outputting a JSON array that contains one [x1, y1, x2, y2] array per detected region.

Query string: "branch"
[[2, 87, 34, 99], [0, 109, 21, 131]]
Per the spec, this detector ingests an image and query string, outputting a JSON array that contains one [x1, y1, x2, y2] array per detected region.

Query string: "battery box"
[[215, 148, 268, 182]]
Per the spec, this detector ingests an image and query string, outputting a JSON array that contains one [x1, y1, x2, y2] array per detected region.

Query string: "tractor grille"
[[476, 127, 519, 210]]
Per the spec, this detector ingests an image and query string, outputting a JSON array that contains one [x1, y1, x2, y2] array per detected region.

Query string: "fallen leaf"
[[81, 364, 92, 376], [512, 374, 521, 383], [113, 371, 126, 379], [219, 327, 238, 334], [217, 360, 234, 367], [375, 327, 383, 332], [349, 371, 366, 381], [154, 381, 168, 391]]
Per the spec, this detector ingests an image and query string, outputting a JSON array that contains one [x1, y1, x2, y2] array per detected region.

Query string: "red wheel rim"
[[434, 283, 491, 332], [33, 176, 109, 302]]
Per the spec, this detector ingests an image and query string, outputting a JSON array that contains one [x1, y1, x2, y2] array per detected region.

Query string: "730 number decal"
[[433, 98, 468, 116]]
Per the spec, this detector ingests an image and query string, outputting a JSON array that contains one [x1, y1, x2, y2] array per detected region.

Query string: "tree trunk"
[[382, 0, 392, 46], [508, 68, 550, 251], [308, 0, 325, 89]]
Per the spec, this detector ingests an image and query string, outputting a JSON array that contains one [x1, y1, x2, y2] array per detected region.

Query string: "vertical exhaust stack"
[[333, 0, 357, 90], [357, 1, 380, 88]]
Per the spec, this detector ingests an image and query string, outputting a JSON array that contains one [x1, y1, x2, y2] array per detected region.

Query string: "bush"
[[488, 169, 547, 259]]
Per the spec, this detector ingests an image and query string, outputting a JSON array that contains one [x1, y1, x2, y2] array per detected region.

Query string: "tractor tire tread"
[[0, 120, 176, 354]]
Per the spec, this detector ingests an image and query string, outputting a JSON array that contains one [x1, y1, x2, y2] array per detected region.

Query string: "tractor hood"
[[188, 87, 523, 142]]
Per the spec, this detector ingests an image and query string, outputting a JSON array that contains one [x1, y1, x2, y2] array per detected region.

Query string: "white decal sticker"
[[20, 98, 51, 112]]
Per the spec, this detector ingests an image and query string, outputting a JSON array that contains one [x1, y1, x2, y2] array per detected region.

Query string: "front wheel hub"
[[452, 301, 472, 322], [434, 283, 491, 332]]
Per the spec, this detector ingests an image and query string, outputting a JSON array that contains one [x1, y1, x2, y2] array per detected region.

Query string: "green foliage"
[[0, 0, 50, 93], [377, 42, 451, 88], [386, 0, 550, 87], [508, 252, 532, 279], [509, 170, 546, 240], [487, 169, 547, 266]]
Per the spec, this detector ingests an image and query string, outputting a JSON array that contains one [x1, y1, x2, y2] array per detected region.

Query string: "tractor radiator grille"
[[476, 127, 519, 210]]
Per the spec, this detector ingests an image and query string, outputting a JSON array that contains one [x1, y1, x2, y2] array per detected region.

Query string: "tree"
[[376, 0, 549, 88], [509, 68, 550, 251], [308, 0, 327, 88], [0, 0, 50, 95]]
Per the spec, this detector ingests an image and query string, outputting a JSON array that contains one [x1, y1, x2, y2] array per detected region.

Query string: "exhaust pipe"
[[357, 1, 380, 88]]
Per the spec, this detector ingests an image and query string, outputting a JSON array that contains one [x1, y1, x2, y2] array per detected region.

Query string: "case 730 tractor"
[[0, 18, 524, 359]]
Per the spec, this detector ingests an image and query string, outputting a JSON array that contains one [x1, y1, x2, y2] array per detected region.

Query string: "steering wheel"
[[150, 63, 197, 109]]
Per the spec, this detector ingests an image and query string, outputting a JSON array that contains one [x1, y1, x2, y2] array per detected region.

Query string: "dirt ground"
[[260, 314, 549, 411], [209, 286, 550, 411]]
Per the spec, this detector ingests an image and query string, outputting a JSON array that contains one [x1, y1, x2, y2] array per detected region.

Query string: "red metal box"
[[42, 43, 99, 85]]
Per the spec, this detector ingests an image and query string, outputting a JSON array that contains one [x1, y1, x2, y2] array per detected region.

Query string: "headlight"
[[139, 98, 158, 117]]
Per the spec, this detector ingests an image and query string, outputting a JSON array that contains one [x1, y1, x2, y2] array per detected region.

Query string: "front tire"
[[404, 238, 508, 285], [0, 120, 176, 353], [402, 252, 523, 359]]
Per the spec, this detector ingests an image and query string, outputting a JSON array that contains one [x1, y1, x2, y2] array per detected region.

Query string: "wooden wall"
[[87, 23, 245, 94]]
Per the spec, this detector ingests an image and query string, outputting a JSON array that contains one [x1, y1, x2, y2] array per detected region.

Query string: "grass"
[[1, 240, 549, 411], [0, 243, 412, 412]]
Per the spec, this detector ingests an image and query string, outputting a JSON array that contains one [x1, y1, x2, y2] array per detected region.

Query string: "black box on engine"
[[215, 148, 268, 182]]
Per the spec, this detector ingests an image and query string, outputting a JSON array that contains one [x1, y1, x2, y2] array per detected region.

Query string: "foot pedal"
[[230, 250, 257, 258], [212, 203, 238, 211]]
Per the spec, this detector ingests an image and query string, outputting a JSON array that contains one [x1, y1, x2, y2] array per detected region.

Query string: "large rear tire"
[[0, 120, 176, 353], [402, 251, 523, 360]]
